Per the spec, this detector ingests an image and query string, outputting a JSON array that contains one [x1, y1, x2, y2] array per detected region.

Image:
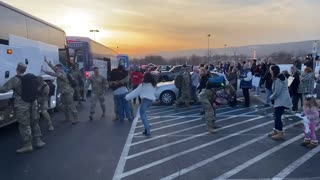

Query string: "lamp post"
[[89, 29, 99, 41], [207, 34, 211, 65]]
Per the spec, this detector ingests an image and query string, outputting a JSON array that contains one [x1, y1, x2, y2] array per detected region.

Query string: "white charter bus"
[[0, 1, 68, 127]]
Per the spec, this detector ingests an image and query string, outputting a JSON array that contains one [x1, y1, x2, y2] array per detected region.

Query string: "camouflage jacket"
[[71, 69, 84, 87], [85, 75, 107, 95], [181, 73, 191, 91], [48, 63, 73, 95], [0, 75, 31, 108]]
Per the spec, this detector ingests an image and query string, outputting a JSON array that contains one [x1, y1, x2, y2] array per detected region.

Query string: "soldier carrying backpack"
[[0, 63, 45, 153], [199, 75, 236, 133]]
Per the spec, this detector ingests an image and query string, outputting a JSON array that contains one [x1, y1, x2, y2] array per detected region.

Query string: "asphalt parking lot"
[[113, 103, 320, 180]]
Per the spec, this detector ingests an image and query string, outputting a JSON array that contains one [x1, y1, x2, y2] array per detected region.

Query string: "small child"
[[300, 95, 319, 148], [125, 72, 157, 136]]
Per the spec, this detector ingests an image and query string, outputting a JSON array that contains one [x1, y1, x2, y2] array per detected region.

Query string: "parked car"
[[155, 71, 241, 105], [159, 65, 192, 82]]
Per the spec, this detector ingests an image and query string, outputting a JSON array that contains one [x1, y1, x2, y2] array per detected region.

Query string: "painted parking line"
[[133, 118, 202, 136], [215, 126, 320, 180], [117, 116, 273, 179], [132, 107, 270, 146], [135, 117, 185, 128], [148, 105, 234, 116], [148, 104, 202, 113], [112, 111, 140, 180], [126, 116, 265, 160], [161, 121, 301, 180], [272, 145, 320, 180], [113, 105, 274, 180]]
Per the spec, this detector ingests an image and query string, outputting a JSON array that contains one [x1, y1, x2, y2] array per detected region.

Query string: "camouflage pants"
[[175, 88, 191, 106], [90, 93, 106, 115], [38, 96, 52, 126], [15, 102, 42, 142], [61, 92, 78, 123], [199, 89, 216, 127]]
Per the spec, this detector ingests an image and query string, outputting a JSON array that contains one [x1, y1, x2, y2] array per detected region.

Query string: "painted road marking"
[[133, 118, 202, 136], [135, 117, 185, 129], [215, 126, 320, 180], [161, 122, 301, 180], [272, 143, 320, 180], [112, 108, 140, 180], [118, 117, 272, 179], [126, 116, 265, 160], [131, 107, 271, 146]]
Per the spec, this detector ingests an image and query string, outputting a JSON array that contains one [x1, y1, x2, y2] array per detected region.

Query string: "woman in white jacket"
[[126, 72, 157, 136]]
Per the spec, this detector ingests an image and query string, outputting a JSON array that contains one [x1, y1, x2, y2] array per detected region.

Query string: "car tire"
[[160, 90, 176, 105]]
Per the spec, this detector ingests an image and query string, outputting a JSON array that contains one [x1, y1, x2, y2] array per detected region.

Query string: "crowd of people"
[[0, 56, 319, 153]]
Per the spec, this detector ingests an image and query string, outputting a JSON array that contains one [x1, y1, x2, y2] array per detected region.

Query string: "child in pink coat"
[[301, 95, 319, 148]]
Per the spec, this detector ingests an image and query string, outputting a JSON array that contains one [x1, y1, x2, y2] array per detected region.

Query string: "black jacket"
[[289, 72, 300, 95], [262, 72, 273, 90]]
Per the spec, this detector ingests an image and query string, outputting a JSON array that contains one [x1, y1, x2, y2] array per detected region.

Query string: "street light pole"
[[208, 34, 211, 65], [89, 29, 99, 41]]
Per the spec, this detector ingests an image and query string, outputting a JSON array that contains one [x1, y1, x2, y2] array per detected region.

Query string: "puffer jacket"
[[298, 72, 315, 94], [270, 73, 292, 108]]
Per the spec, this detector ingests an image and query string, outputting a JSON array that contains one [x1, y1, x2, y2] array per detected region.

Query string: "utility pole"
[[207, 34, 211, 65]]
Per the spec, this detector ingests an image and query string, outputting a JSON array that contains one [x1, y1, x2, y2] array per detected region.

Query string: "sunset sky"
[[3, 0, 320, 56]]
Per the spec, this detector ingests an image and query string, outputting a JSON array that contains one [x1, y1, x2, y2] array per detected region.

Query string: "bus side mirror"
[[5, 71, 9, 79], [25, 59, 29, 65]]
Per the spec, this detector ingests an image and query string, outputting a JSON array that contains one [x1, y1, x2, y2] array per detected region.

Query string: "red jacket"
[[130, 71, 144, 86]]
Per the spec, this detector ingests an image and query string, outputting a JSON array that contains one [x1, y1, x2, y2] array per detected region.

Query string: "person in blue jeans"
[[116, 91, 132, 121], [126, 72, 156, 136]]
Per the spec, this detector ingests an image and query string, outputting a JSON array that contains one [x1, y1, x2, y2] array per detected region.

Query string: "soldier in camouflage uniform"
[[0, 63, 45, 153], [71, 64, 84, 104], [36, 76, 54, 131], [173, 67, 191, 109], [85, 67, 107, 121], [42, 59, 79, 124], [199, 84, 235, 133]]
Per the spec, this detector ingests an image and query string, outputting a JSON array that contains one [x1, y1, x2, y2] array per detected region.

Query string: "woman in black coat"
[[289, 66, 301, 112]]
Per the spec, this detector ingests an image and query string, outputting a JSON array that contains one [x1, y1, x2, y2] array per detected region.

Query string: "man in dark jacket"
[[289, 66, 301, 112]]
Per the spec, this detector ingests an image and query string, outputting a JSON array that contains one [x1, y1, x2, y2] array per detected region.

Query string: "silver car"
[[155, 71, 242, 105]]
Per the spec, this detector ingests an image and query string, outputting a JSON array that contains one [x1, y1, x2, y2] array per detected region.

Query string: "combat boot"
[[34, 137, 46, 148], [173, 103, 177, 110], [16, 141, 33, 154], [101, 110, 106, 118], [271, 131, 284, 140], [48, 125, 54, 131], [207, 125, 215, 133], [211, 122, 221, 129], [72, 112, 79, 124]]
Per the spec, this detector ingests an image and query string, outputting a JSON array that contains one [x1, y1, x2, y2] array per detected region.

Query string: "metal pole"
[[208, 34, 211, 65]]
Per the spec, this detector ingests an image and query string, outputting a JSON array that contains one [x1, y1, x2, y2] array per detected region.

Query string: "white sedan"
[[155, 72, 242, 105]]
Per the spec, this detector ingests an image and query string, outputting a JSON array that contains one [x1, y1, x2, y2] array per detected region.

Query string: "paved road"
[[0, 92, 132, 180], [1, 92, 320, 180], [113, 101, 320, 180]]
